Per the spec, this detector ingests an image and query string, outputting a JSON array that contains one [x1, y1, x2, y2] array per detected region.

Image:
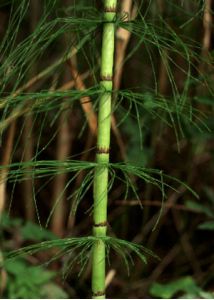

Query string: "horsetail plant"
[[92, 1, 117, 298], [1, 0, 212, 299]]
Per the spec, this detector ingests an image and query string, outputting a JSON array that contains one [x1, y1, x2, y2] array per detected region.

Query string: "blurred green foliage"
[[150, 276, 214, 299], [1, 214, 67, 298]]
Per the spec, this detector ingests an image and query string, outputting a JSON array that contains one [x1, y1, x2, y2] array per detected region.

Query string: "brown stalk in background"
[[21, 0, 41, 221], [50, 59, 74, 237], [197, 0, 212, 98], [0, 122, 16, 217], [114, 0, 134, 90], [0, 121, 16, 296], [202, 0, 212, 58], [51, 109, 72, 237], [113, 0, 138, 161]]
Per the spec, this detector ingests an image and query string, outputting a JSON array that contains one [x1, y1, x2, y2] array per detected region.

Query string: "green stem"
[[92, 0, 117, 299]]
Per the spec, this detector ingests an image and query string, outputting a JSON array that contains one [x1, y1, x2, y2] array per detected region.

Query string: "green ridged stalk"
[[92, 1, 117, 299]]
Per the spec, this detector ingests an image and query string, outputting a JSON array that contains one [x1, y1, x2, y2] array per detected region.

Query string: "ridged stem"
[[92, 0, 117, 299]]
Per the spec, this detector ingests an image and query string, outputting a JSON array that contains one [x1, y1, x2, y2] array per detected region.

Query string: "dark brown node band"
[[101, 75, 113, 81], [104, 6, 117, 13], [93, 221, 107, 227], [96, 147, 110, 154], [92, 291, 105, 297]]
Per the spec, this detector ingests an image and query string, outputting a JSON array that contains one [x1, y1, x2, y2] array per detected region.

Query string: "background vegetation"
[[0, 0, 214, 298]]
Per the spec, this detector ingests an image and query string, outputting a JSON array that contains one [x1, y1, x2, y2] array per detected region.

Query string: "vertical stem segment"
[[92, 1, 117, 299]]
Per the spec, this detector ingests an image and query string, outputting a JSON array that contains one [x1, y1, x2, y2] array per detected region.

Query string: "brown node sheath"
[[96, 147, 110, 154], [93, 221, 107, 227], [92, 291, 105, 297], [101, 75, 113, 81], [104, 6, 117, 13]]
